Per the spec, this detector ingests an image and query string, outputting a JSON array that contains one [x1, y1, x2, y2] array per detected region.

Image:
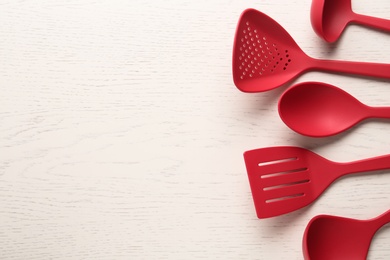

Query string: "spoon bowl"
[[278, 82, 390, 137], [303, 210, 390, 260], [311, 0, 390, 43]]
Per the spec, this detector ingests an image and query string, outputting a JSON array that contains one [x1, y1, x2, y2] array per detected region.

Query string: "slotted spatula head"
[[232, 9, 310, 92], [244, 146, 339, 218]]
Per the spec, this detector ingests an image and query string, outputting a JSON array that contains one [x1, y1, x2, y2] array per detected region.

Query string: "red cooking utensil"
[[278, 81, 390, 137], [303, 210, 390, 260], [244, 146, 390, 218], [311, 0, 390, 43], [232, 8, 390, 92]]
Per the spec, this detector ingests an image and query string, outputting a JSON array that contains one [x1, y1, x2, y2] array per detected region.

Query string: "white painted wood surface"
[[1, 0, 390, 259]]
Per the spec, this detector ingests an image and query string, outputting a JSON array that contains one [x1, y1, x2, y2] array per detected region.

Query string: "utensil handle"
[[370, 209, 390, 231], [315, 59, 390, 80], [369, 107, 390, 119], [340, 154, 390, 176], [353, 13, 390, 33]]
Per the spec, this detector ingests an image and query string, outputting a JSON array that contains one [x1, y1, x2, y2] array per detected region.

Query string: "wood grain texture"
[[1, 0, 390, 259]]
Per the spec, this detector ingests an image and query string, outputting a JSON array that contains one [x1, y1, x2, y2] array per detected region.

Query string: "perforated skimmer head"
[[233, 9, 310, 92], [235, 23, 292, 79]]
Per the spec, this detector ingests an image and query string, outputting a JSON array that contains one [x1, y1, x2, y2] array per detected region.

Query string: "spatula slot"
[[261, 167, 308, 179], [258, 157, 297, 167], [263, 179, 310, 191], [266, 193, 305, 203]]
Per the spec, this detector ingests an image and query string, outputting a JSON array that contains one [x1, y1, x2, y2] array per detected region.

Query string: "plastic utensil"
[[278, 81, 390, 137], [244, 146, 390, 218], [311, 0, 390, 43], [232, 8, 390, 93], [303, 210, 390, 260]]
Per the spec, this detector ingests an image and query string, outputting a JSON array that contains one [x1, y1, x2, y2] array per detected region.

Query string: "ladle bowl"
[[303, 210, 390, 260], [311, 0, 390, 43]]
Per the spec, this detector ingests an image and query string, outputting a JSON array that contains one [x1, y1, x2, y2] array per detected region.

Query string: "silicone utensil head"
[[278, 82, 367, 137], [232, 8, 309, 92], [244, 146, 338, 218], [303, 214, 379, 260], [310, 0, 352, 43], [245, 146, 390, 218]]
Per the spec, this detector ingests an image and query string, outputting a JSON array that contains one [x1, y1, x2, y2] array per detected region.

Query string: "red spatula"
[[244, 146, 390, 218], [233, 8, 390, 92]]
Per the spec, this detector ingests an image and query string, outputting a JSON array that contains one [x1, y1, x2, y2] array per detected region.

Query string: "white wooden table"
[[1, 0, 390, 259]]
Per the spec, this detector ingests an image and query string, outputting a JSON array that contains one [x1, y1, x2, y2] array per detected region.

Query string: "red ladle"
[[303, 210, 390, 260], [278, 82, 390, 137], [311, 0, 390, 43], [233, 8, 390, 92]]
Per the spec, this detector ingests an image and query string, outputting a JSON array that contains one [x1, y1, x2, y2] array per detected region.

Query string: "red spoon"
[[303, 210, 390, 260], [278, 82, 390, 137], [311, 0, 390, 43], [232, 8, 390, 92]]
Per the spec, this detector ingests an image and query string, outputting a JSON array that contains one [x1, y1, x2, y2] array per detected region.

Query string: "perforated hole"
[[236, 21, 293, 80]]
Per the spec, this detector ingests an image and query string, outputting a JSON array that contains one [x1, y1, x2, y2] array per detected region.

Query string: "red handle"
[[368, 106, 390, 119], [314, 59, 390, 80], [338, 154, 390, 177], [353, 13, 390, 33], [370, 209, 390, 232]]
